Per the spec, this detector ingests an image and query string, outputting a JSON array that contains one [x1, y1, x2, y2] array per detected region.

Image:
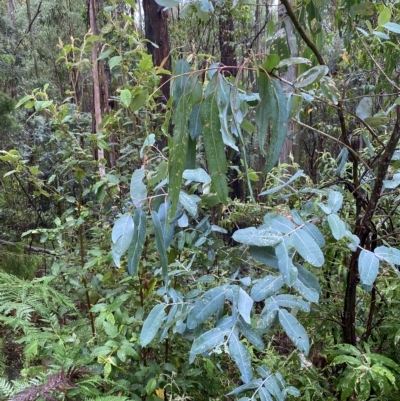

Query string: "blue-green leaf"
[[238, 288, 253, 324], [127, 209, 147, 276], [237, 317, 265, 350], [188, 286, 226, 327], [291, 228, 324, 267], [259, 170, 303, 196], [327, 214, 346, 240], [374, 245, 400, 265], [259, 385, 274, 401], [249, 246, 279, 269], [232, 227, 282, 246], [359, 249, 379, 286], [274, 294, 310, 312], [294, 65, 329, 88], [297, 264, 321, 294], [303, 223, 325, 247], [279, 309, 310, 355], [264, 213, 295, 233], [201, 92, 229, 204], [328, 191, 343, 213], [264, 374, 284, 401], [227, 379, 263, 396], [183, 168, 211, 184], [255, 74, 288, 174], [251, 275, 284, 302], [189, 328, 229, 363], [169, 96, 192, 218], [179, 191, 201, 217], [130, 167, 147, 207], [217, 75, 238, 150], [384, 21, 400, 34], [111, 214, 134, 267], [229, 329, 253, 383], [151, 211, 169, 285], [276, 239, 297, 286], [172, 60, 191, 105], [257, 309, 278, 333], [140, 303, 166, 347], [293, 277, 319, 302], [189, 104, 202, 139]]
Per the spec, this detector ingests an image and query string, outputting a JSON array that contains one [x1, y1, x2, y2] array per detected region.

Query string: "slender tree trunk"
[[218, 6, 237, 77], [143, 0, 171, 101], [7, 0, 15, 28], [89, 0, 105, 176], [26, 0, 39, 79]]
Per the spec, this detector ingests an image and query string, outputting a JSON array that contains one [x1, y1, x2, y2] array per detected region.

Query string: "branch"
[[279, 0, 325, 65], [15, 0, 43, 50], [0, 239, 55, 255]]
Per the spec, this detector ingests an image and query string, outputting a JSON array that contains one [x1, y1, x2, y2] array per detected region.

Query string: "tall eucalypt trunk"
[[280, 0, 400, 345], [89, 0, 105, 177]]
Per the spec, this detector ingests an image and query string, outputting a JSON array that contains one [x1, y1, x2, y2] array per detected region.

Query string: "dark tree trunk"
[[218, 8, 237, 77], [143, 1, 171, 101]]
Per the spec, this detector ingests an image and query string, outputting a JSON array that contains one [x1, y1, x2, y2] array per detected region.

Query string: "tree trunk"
[[218, 6, 237, 77], [89, 0, 105, 176], [26, 0, 39, 79], [143, 1, 171, 101], [7, 0, 15, 28]]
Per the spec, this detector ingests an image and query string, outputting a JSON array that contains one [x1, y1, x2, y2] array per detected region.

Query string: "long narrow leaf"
[[151, 211, 169, 285], [200, 92, 229, 203], [127, 209, 147, 277]]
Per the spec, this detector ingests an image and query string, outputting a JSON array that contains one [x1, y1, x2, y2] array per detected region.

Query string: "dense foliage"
[[1, 0, 400, 400]]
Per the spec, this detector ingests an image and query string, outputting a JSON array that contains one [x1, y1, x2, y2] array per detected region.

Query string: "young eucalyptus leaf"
[[189, 328, 229, 363], [291, 228, 324, 267], [237, 317, 265, 350], [264, 213, 295, 233], [227, 379, 263, 396], [189, 104, 202, 140], [292, 277, 319, 302], [328, 191, 343, 213], [111, 214, 134, 267], [297, 264, 321, 294], [216, 74, 238, 151], [127, 208, 147, 277], [328, 214, 346, 240], [279, 309, 310, 355], [359, 249, 380, 286], [303, 223, 325, 247], [249, 246, 279, 269], [255, 73, 288, 174], [374, 245, 400, 265], [294, 65, 329, 88], [259, 170, 303, 196], [229, 329, 253, 383], [238, 287, 253, 324], [188, 286, 227, 326], [251, 275, 284, 302], [232, 227, 282, 247], [140, 303, 166, 347], [151, 211, 169, 285], [274, 294, 310, 312], [179, 191, 201, 217], [130, 167, 147, 207], [264, 373, 284, 400], [276, 239, 297, 286]]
